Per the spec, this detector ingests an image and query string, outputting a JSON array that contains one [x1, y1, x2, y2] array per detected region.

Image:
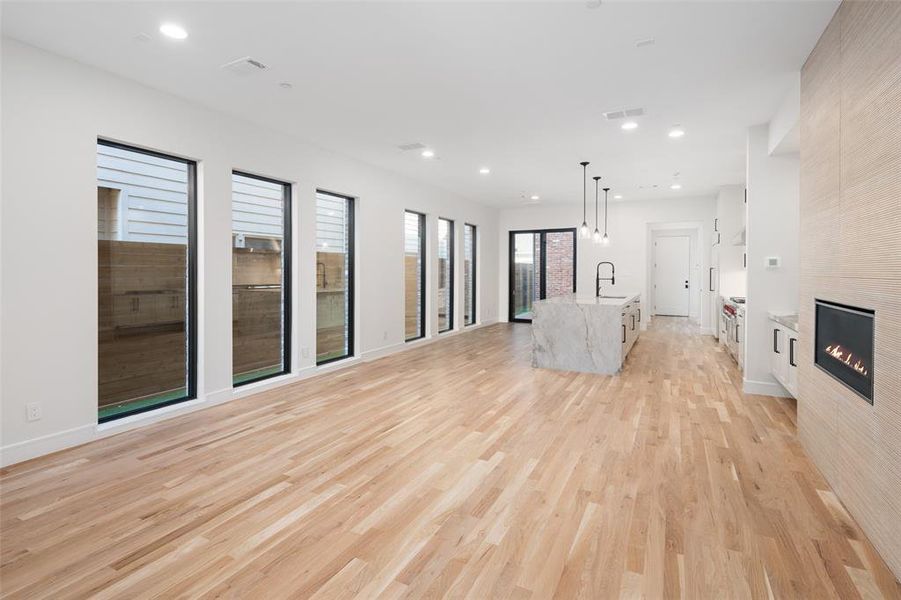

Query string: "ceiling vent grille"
[[397, 142, 426, 152], [220, 57, 269, 76], [603, 107, 645, 120]]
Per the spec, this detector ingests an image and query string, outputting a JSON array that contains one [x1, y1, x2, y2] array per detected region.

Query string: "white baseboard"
[[743, 378, 791, 398], [1, 320, 499, 467], [0, 424, 96, 468], [701, 327, 715, 336]]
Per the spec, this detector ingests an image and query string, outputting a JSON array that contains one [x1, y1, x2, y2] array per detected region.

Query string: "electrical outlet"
[[26, 402, 42, 422]]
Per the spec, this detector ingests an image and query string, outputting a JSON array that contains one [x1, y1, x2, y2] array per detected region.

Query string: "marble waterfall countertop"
[[531, 292, 640, 375], [533, 293, 640, 307]]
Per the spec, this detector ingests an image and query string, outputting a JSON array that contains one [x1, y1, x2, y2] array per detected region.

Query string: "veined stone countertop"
[[531, 293, 641, 375], [768, 312, 799, 331], [533, 292, 640, 308]]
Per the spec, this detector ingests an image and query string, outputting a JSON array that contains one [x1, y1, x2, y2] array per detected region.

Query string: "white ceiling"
[[1, 1, 838, 207]]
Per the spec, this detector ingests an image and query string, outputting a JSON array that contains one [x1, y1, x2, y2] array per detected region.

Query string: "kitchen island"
[[531, 293, 641, 375]]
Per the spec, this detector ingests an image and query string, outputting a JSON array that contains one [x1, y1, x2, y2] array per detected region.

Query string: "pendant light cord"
[[580, 162, 589, 223], [603, 188, 610, 235]]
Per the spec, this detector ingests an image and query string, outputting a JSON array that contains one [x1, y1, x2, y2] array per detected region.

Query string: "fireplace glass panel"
[[814, 300, 874, 403]]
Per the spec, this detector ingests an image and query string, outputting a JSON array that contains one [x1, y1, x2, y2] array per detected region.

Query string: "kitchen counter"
[[531, 293, 641, 375], [768, 312, 799, 331], [531, 293, 640, 307]]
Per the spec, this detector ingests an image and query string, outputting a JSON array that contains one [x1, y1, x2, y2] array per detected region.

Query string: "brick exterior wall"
[[544, 231, 574, 298]]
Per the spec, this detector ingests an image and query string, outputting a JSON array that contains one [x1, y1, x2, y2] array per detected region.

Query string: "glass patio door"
[[509, 229, 576, 323]]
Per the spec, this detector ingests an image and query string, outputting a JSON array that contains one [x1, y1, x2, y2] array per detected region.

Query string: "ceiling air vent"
[[397, 142, 426, 152], [220, 56, 269, 76], [603, 107, 645, 120]]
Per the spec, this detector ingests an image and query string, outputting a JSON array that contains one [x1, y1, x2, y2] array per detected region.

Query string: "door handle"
[[789, 338, 797, 367], [708, 267, 714, 292], [735, 323, 740, 344], [773, 328, 780, 354], [684, 280, 689, 289], [631, 314, 635, 331], [622, 324, 626, 343], [637, 308, 641, 322]]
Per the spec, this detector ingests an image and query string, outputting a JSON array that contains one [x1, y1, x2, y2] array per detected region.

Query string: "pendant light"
[[579, 161, 590, 239], [601, 187, 611, 245], [592, 176, 602, 244]]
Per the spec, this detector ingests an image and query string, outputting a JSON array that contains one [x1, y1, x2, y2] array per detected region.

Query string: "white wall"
[[0, 40, 499, 465], [744, 124, 800, 396], [497, 196, 717, 331], [768, 75, 801, 156]]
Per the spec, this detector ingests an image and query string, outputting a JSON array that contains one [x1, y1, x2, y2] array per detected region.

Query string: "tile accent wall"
[[799, 0, 901, 579]]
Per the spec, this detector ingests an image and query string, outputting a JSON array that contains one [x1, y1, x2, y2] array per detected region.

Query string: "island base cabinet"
[[622, 299, 641, 359]]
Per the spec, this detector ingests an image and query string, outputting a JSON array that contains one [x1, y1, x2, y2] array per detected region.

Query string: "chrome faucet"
[[596, 261, 615, 297]]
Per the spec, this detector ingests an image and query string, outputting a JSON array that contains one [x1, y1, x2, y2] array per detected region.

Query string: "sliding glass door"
[[231, 171, 291, 386], [405, 211, 426, 341], [97, 140, 196, 422], [508, 228, 576, 323], [316, 191, 355, 364], [437, 218, 454, 333]]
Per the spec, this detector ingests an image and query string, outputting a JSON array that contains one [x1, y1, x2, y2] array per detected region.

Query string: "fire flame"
[[824, 344, 869, 376]]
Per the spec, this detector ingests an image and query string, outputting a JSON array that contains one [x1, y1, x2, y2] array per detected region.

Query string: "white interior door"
[[654, 236, 690, 316]]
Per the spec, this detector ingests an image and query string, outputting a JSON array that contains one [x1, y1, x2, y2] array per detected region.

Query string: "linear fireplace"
[[815, 299, 875, 404]]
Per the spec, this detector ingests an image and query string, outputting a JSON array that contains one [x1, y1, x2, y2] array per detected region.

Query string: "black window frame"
[[438, 217, 455, 333], [315, 190, 356, 366], [507, 227, 577, 324], [231, 170, 293, 387], [96, 138, 198, 423], [405, 210, 427, 342], [464, 223, 477, 326]]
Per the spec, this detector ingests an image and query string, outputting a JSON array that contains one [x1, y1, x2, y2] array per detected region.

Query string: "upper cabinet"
[[713, 185, 748, 296]]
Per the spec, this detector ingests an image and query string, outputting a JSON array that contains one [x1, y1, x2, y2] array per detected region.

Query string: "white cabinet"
[[621, 299, 641, 358], [786, 332, 799, 395], [769, 317, 799, 398]]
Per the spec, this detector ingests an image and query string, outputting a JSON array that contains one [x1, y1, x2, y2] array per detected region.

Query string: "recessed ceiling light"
[[621, 121, 638, 131], [613, 194, 623, 199], [530, 195, 540, 201], [479, 167, 490, 174], [159, 23, 188, 40], [670, 183, 682, 190], [421, 149, 435, 158], [668, 127, 685, 138]]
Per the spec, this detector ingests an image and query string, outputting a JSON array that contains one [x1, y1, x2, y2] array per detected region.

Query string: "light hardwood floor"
[[1, 319, 899, 599]]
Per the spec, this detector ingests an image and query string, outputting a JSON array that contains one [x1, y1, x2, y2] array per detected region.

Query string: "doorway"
[[508, 229, 576, 323], [653, 235, 690, 316]]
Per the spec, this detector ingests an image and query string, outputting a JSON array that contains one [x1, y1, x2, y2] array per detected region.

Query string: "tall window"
[[464, 223, 477, 326], [232, 172, 291, 385], [405, 211, 426, 341], [97, 140, 196, 422], [316, 191, 355, 364], [438, 218, 454, 332]]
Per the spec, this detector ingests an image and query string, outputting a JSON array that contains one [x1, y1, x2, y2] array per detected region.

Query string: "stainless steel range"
[[722, 297, 745, 369]]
